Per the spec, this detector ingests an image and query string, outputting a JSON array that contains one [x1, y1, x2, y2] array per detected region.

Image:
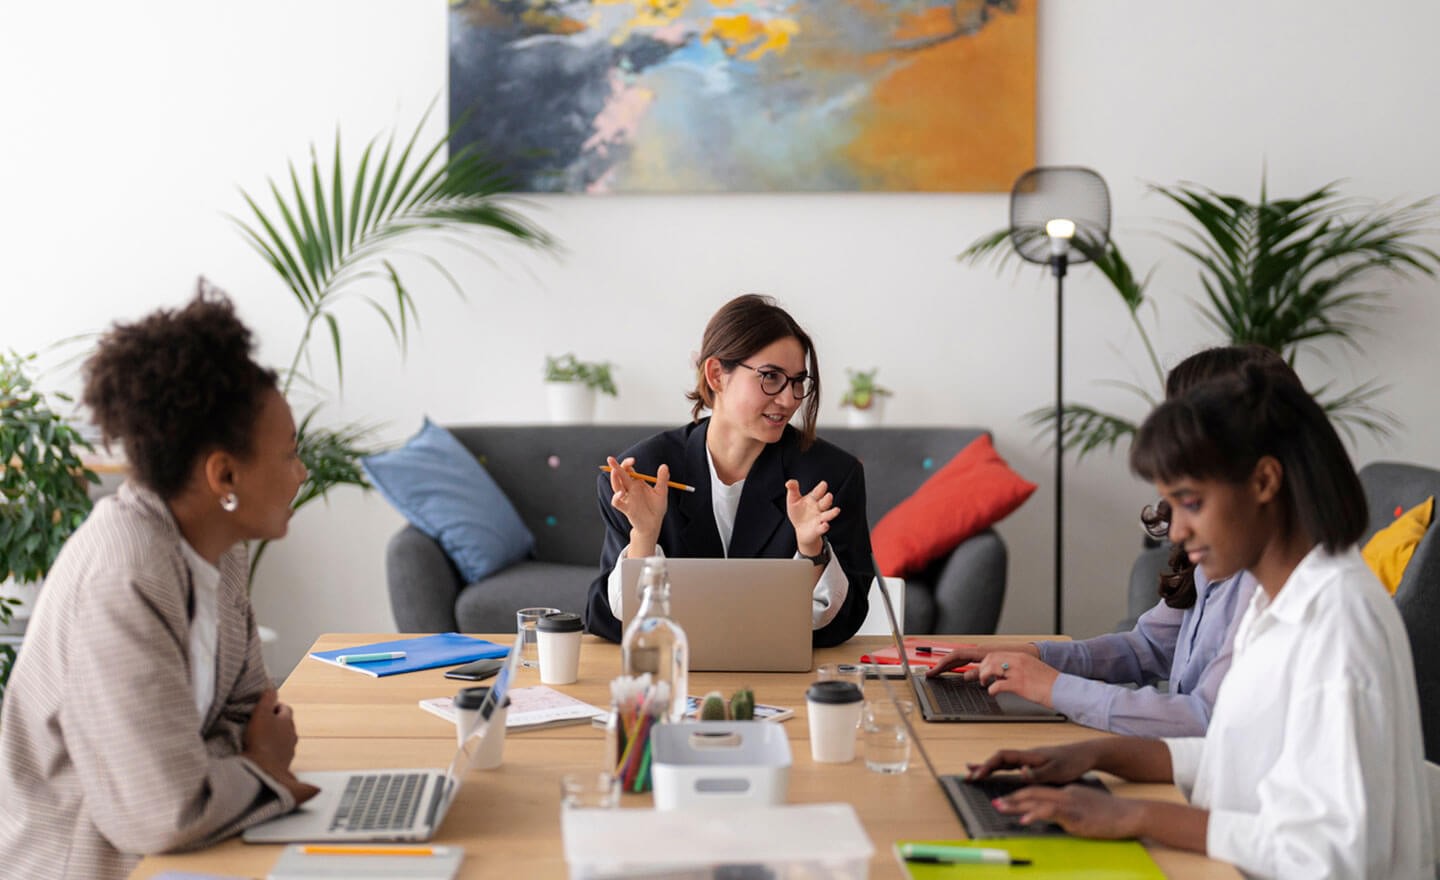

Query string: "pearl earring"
[[220, 493, 239, 513]]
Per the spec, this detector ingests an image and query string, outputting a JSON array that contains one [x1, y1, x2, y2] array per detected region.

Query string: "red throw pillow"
[[871, 435, 1037, 578]]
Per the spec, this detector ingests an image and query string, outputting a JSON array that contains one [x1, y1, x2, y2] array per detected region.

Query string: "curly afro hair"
[[82, 279, 279, 500]]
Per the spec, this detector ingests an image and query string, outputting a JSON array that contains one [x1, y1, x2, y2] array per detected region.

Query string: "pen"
[[336, 651, 406, 664], [300, 845, 443, 856], [913, 646, 935, 654], [898, 844, 1030, 865], [599, 465, 697, 493]]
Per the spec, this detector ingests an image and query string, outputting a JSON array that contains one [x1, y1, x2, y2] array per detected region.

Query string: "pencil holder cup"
[[606, 678, 673, 795]]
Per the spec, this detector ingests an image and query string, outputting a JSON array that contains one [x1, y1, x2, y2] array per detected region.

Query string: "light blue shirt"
[[1036, 565, 1257, 737]]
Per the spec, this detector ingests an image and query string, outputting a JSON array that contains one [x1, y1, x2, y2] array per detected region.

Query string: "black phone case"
[[444, 659, 503, 681]]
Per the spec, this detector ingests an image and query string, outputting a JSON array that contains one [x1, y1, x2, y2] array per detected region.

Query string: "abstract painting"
[[449, 1, 1035, 193]]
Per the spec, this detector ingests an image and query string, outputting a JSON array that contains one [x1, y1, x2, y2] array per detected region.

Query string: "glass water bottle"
[[621, 556, 689, 722]]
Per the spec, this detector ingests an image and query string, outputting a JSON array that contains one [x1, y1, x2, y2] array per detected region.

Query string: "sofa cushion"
[[1363, 496, 1434, 595], [363, 418, 535, 583], [870, 435, 1035, 578]]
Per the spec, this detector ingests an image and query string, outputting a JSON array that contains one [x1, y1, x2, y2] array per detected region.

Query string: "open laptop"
[[869, 559, 1063, 722], [869, 575, 1105, 837], [243, 638, 522, 843], [618, 557, 813, 672]]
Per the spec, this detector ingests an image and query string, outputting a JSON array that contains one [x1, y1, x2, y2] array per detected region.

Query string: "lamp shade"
[[1008, 167, 1111, 265]]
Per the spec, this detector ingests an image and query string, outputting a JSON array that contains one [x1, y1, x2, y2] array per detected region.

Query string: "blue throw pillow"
[[362, 419, 534, 583]]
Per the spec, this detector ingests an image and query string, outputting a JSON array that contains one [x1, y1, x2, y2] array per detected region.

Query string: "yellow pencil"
[[598, 465, 696, 493], [299, 845, 440, 856]]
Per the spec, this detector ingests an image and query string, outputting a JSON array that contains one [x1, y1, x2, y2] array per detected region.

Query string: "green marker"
[[337, 651, 406, 664], [898, 843, 1031, 866]]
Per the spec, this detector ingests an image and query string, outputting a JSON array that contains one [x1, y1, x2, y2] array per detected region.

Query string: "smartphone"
[[444, 658, 505, 681]]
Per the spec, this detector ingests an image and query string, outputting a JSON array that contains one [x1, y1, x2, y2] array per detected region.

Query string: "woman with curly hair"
[[0, 283, 318, 879]]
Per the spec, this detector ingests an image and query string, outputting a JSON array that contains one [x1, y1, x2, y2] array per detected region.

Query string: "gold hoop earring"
[[220, 493, 239, 513]]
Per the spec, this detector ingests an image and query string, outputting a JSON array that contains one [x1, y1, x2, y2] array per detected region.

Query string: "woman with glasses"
[[927, 346, 1287, 737], [584, 294, 872, 646]]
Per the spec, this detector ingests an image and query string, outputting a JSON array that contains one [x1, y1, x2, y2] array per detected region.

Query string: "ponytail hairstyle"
[[1145, 344, 1292, 607], [686, 294, 821, 450], [1131, 361, 1367, 562]]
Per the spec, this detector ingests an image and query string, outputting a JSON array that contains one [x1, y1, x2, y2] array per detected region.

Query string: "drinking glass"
[[516, 606, 561, 668], [560, 771, 620, 809], [862, 699, 914, 774]]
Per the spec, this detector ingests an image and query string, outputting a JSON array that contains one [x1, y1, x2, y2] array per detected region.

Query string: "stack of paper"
[[419, 685, 606, 730]]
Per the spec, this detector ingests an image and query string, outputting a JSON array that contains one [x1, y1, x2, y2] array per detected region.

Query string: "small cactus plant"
[[729, 687, 755, 721], [699, 691, 729, 720]]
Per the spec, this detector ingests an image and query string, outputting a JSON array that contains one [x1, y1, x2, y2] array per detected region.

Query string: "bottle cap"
[[805, 680, 863, 704]]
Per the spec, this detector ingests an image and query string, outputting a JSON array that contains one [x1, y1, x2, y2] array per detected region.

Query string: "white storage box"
[[561, 802, 873, 880], [651, 721, 791, 811]]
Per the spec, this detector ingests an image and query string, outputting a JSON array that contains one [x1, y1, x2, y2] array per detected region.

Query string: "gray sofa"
[[386, 424, 1010, 637]]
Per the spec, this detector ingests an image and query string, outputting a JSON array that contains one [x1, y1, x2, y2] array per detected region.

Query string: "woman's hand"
[[964, 651, 1058, 707], [927, 642, 1040, 676], [785, 478, 839, 555], [607, 456, 668, 554], [965, 741, 1101, 784], [993, 785, 1146, 839], [242, 689, 320, 805]]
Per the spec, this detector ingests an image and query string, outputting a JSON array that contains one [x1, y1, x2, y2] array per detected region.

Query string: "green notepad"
[[894, 838, 1165, 879]]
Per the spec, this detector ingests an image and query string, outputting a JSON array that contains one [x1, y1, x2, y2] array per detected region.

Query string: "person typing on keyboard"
[[970, 361, 1432, 879]]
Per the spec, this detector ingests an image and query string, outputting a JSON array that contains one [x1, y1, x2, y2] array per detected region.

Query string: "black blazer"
[[585, 419, 872, 647]]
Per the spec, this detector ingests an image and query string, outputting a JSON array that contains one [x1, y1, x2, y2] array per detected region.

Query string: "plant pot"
[[0, 577, 41, 637], [845, 397, 885, 428], [546, 382, 597, 424]]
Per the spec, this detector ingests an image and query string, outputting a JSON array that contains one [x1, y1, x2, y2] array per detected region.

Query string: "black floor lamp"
[[1007, 167, 1111, 634]]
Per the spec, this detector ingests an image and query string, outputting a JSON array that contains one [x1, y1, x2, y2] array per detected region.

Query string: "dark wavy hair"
[[82, 280, 279, 499], [1131, 361, 1367, 570], [686, 294, 821, 450], [1144, 345, 1292, 607]]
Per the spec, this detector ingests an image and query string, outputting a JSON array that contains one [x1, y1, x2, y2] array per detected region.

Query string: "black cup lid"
[[806, 680, 863, 704], [455, 686, 490, 710], [537, 611, 583, 633]]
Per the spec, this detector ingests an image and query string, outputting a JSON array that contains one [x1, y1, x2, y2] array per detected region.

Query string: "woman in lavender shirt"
[[928, 346, 1283, 737]]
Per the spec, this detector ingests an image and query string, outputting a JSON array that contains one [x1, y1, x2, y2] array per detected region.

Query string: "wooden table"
[[132, 634, 1237, 879]]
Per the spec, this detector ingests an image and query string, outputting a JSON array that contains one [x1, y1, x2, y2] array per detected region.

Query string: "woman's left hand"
[[785, 478, 839, 554], [992, 785, 1145, 839]]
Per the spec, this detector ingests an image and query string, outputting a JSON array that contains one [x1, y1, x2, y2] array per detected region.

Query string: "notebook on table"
[[894, 838, 1164, 878], [244, 638, 522, 843], [617, 557, 813, 672]]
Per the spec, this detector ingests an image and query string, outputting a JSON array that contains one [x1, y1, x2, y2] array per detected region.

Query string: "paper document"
[[419, 685, 605, 730]]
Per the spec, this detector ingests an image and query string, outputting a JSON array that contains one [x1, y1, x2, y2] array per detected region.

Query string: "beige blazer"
[[0, 482, 297, 879]]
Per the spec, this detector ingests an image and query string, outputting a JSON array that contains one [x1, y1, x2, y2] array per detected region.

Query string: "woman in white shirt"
[[969, 361, 1433, 879]]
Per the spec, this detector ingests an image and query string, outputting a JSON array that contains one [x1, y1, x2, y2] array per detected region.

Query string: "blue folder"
[[309, 633, 509, 677]]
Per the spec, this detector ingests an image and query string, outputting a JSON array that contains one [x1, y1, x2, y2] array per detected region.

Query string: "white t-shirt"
[[606, 447, 847, 628], [178, 539, 220, 724], [1164, 546, 1433, 879]]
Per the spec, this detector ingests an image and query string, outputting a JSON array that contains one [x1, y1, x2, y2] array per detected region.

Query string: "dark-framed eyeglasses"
[[1139, 498, 1171, 540], [732, 362, 814, 399]]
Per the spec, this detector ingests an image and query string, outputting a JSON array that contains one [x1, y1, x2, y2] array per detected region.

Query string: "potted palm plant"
[[962, 177, 1440, 458], [840, 368, 893, 427], [544, 353, 617, 424], [0, 351, 98, 701], [233, 104, 554, 592]]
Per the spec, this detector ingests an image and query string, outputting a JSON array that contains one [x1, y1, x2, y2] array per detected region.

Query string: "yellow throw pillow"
[[1363, 496, 1435, 594]]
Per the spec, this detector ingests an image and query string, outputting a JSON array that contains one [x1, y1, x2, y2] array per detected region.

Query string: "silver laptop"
[[618, 557, 813, 672], [869, 575, 1102, 838], [869, 559, 1062, 722], [243, 638, 522, 844]]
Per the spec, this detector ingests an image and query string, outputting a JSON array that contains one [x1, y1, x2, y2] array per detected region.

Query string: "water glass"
[[560, 771, 620, 809], [817, 662, 866, 695], [862, 699, 914, 774], [516, 606, 561, 668]]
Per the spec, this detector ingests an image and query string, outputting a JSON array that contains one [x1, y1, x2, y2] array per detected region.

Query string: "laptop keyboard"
[[941, 775, 1107, 837], [330, 773, 427, 832], [927, 678, 1004, 716]]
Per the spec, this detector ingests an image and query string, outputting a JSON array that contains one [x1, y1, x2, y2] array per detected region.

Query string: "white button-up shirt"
[[1164, 546, 1433, 879]]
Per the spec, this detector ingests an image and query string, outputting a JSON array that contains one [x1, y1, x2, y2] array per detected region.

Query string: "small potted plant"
[[544, 353, 618, 424], [840, 368, 892, 427], [0, 351, 98, 700]]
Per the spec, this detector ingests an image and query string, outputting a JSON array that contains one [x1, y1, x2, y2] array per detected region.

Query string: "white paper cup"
[[806, 680, 864, 763], [537, 612, 584, 685], [455, 687, 509, 770]]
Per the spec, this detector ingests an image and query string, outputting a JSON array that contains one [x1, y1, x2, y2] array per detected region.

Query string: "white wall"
[[4, 0, 1440, 677]]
